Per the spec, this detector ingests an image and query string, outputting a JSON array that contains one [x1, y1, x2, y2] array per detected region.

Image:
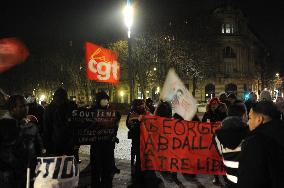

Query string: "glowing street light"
[[119, 90, 125, 103], [119, 90, 125, 97], [123, 0, 134, 103], [123, 1, 133, 38], [39, 94, 46, 105]]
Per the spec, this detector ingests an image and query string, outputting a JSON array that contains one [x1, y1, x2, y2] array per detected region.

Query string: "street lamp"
[[123, 1, 133, 39], [119, 90, 125, 103], [123, 1, 134, 103]]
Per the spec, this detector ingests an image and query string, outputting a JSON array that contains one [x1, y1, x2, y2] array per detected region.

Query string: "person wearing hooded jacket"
[[90, 91, 121, 188], [42, 87, 77, 156], [0, 95, 29, 187], [214, 103, 249, 188], [237, 101, 284, 188], [126, 99, 148, 176], [202, 97, 227, 123]]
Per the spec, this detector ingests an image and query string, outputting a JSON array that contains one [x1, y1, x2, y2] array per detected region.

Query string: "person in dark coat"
[[26, 94, 45, 134], [202, 97, 227, 123], [214, 103, 249, 188], [20, 115, 45, 187], [219, 92, 231, 109], [90, 91, 121, 188], [126, 99, 148, 176], [202, 97, 228, 185], [128, 100, 164, 188], [244, 92, 257, 115], [237, 101, 284, 188], [145, 98, 155, 114], [227, 93, 238, 108], [0, 95, 28, 188], [42, 87, 77, 156], [0, 89, 9, 118]]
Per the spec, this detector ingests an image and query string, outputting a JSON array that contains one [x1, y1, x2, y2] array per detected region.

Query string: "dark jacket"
[[0, 117, 24, 171], [237, 119, 284, 188], [20, 122, 44, 166], [244, 100, 256, 115], [202, 110, 226, 122], [27, 102, 45, 134], [215, 117, 248, 188], [126, 111, 140, 142], [43, 100, 77, 155]]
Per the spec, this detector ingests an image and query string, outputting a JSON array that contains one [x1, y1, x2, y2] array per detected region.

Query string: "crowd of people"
[[0, 88, 121, 188], [126, 91, 284, 188], [0, 87, 284, 188]]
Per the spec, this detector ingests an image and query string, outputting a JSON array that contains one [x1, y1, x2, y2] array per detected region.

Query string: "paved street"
[[77, 116, 225, 188]]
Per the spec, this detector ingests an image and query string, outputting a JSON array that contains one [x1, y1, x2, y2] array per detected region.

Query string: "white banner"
[[160, 69, 197, 121], [34, 155, 79, 188]]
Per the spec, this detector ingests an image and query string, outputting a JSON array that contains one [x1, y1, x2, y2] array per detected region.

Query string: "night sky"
[[1, 0, 284, 70]]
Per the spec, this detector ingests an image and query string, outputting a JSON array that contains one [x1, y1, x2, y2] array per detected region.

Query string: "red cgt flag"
[[0, 38, 29, 73], [85, 42, 120, 84]]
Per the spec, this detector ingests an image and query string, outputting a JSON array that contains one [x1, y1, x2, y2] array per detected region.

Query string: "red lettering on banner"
[[140, 115, 225, 175]]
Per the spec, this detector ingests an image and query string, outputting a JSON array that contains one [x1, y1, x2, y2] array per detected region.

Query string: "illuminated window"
[[222, 23, 234, 34]]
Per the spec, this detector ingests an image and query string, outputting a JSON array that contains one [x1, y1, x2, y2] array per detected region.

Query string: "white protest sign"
[[34, 155, 79, 188], [160, 69, 197, 121]]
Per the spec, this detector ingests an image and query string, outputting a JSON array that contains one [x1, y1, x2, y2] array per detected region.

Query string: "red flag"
[[0, 38, 29, 73], [85, 42, 120, 84]]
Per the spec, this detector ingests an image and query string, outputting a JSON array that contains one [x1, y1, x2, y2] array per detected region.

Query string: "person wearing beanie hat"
[[90, 91, 121, 188], [94, 91, 110, 109], [259, 90, 272, 101]]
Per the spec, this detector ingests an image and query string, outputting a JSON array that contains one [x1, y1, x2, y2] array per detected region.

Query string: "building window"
[[223, 46, 236, 58], [222, 23, 234, 34]]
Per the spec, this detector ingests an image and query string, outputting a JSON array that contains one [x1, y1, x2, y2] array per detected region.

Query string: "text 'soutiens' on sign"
[[140, 115, 225, 175], [71, 108, 119, 145]]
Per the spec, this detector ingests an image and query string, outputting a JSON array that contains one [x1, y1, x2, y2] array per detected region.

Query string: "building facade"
[[190, 5, 266, 102]]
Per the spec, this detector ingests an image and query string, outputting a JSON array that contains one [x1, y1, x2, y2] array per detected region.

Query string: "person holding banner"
[[202, 97, 227, 123], [126, 99, 148, 176], [154, 101, 182, 186], [90, 91, 121, 188], [127, 99, 163, 188], [202, 97, 227, 186]]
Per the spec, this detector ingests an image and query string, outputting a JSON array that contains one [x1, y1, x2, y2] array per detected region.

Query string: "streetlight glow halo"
[[123, 3, 133, 31]]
